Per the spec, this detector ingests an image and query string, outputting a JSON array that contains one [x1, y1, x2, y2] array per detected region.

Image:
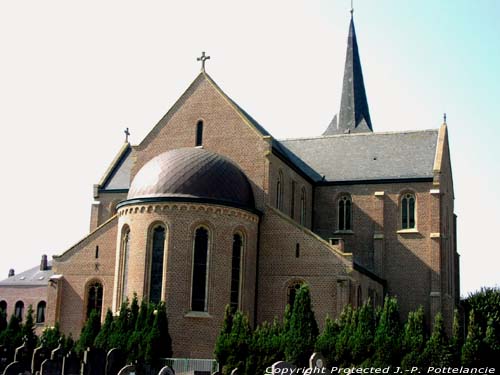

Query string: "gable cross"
[[124, 127, 130, 143], [197, 51, 210, 71]]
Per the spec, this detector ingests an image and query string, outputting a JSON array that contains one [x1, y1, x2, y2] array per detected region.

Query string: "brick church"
[[0, 14, 459, 358]]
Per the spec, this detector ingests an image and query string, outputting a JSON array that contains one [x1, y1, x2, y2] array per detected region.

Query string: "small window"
[[401, 193, 416, 229], [95, 246, 99, 259], [338, 195, 352, 231], [195, 120, 204, 146], [191, 227, 209, 311], [86, 281, 103, 319], [357, 285, 362, 307], [276, 171, 284, 210], [300, 188, 306, 226], [230, 233, 243, 311], [36, 301, 46, 323], [14, 301, 24, 321], [287, 281, 303, 307], [295, 243, 300, 258]]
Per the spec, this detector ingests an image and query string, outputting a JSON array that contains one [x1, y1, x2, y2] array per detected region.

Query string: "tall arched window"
[[191, 227, 209, 311], [195, 120, 204, 146], [14, 301, 24, 321], [86, 281, 103, 319], [276, 171, 284, 210], [401, 193, 416, 229], [36, 301, 46, 323], [338, 195, 352, 231], [287, 281, 304, 308], [0, 301, 6, 315], [149, 225, 166, 304], [300, 188, 306, 226], [230, 233, 243, 311], [120, 227, 131, 303]]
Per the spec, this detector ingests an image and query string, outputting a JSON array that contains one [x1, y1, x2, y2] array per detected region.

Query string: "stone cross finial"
[[197, 51, 211, 71], [350, 0, 354, 15], [124, 127, 130, 143]]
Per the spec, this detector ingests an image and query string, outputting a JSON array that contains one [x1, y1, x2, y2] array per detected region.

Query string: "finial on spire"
[[124, 127, 130, 143], [350, 0, 354, 16], [443, 113, 447, 124], [197, 51, 210, 72]]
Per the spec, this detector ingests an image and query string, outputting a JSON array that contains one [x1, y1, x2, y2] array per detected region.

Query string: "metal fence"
[[162, 358, 219, 375]]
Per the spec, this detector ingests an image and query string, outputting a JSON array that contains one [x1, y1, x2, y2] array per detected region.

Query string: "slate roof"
[[280, 130, 438, 182], [98, 143, 133, 191], [0, 262, 53, 287]]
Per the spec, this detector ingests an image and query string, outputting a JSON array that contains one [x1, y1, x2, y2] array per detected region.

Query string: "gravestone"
[[81, 347, 106, 375], [14, 339, 32, 372], [105, 348, 125, 375], [3, 361, 27, 375], [117, 364, 136, 375], [51, 340, 65, 369], [0, 345, 13, 372], [32, 344, 51, 374], [158, 365, 175, 375], [309, 352, 326, 370], [230, 369, 239, 375], [271, 361, 296, 374], [40, 358, 62, 375], [211, 372, 222, 375], [62, 351, 80, 375]]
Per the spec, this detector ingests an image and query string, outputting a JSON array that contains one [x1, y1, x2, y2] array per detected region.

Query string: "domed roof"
[[127, 148, 255, 209]]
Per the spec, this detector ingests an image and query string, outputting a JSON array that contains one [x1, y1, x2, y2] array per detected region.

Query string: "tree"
[[127, 299, 151, 363], [144, 302, 172, 370], [76, 309, 101, 354], [315, 316, 340, 367], [350, 301, 375, 365], [246, 318, 284, 375], [0, 310, 7, 334], [372, 296, 402, 367], [222, 310, 252, 375], [462, 309, 483, 366], [449, 309, 463, 366], [0, 314, 22, 351], [108, 299, 130, 350], [483, 318, 500, 368], [214, 305, 235, 371], [334, 304, 355, 366], [20, 305, 37, 350], [40, 323, 63, 351], [423, 313, 452, 367], [94, 309, 114, 351], [401, 307, 426, 369], [283, 284, 319, 367]]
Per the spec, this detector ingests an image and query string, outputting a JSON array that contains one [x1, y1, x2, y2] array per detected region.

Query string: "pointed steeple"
[[324, 12, 373, 135]]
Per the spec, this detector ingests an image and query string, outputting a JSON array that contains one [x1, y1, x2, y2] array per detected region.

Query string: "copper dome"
[[127, 148, 255, 209]]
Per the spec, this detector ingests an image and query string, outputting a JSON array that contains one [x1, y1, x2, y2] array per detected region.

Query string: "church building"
[[0, 14, 459, 358]]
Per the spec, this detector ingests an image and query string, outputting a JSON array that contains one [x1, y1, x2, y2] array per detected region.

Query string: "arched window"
[[14, 301, 24, 321], [276, 171, 284, 210], [149, 225, 166, 304], [195, 120, 204, 146], [401, 193, 416, 229], [287, 281, 304, 308], [357, 286, 362, 307], [0, 301, 6, 315], [338, 195, 352, 231], [119, 227, 131, 303], [300, 188, 306, 226], [36, 301, 46, 323], [230, 233, 243, 311], [191, 227, 209, 311], [86, 281, 103, 319]]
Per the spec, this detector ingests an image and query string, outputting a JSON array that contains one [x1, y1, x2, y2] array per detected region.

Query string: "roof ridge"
[[280, 128, 440, 142]]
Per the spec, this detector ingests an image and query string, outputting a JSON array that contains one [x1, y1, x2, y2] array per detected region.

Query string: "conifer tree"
[[449, 309, 463, 366], [401, 307, 426, 369], [372, 296, 402, 367], [20, 305, 37, 350], [76, 309, 101, 354], [128, 293, 140, 331], [94, 309, 114, 351], [144, 302, 172, 370], [315, 316, 340, 367], [224, 311, 252, 375], [335, 304, 355, 366], [40, 323, 63, 351], [109, 299, 130, 350], [64, 334, 75, 353], [461, 309, 483, 366], [127, 299, 151, 363], [0, 315, 22, 351], [214, 305, 235, 370], [0, 310, 7, 334], [484, 318, 500, 368], [246, 318, 284, 375], [350, 301, 375, 365], [423, 313, 452, 367], [283, 284, 319, 367]]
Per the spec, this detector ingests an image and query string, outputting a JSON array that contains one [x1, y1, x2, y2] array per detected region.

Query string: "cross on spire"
[[124, 127, 130, 143], [443, 113, 447, 124], [350, 0, 354, 16], [197, 51, 210, 71]]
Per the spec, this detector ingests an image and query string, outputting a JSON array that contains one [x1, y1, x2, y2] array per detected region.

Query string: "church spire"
[[324, 11, 373, 135]]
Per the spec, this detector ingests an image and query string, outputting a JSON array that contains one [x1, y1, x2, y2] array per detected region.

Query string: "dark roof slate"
[[280, 130, 438, 182], [0, 262, 53, 287]]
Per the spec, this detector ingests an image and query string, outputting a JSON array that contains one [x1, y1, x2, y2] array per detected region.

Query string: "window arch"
[[36, 301, 46, 323], [0, 301, 6, 315], [195, 120, 204, 146], [14, 301, 24, 321], [401, 193, 416, 229], [119, 226, 131, 304], [276, 170, 284, 210], [230, 233, 244, 311], [286, 280, 304, 308], [86, 281, 103, 319], [338, 195, 352, 231], [300, 188, 306, 226], [149, 224, 166, 304], [191, 227, 210, 312]]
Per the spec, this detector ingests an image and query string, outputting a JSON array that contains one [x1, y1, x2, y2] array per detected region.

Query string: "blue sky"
[[0, 0, 498, 295]]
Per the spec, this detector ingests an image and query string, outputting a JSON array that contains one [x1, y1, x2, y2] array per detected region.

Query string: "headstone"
[[32, 344, 51, 374], [40, 358, 62, 375], [62, 351, 80, 375], [309, 352, 326, 370], [105, 348, 125, 375], [0, 345, 13, 372], [3, 361, 24, 375], [81, 348, 106, 375], [211, 372, 222, 375], [271, 361, 296, 374], [117, 364, 136, 375], [230, 369, 239, 375], [158, 365, 175, 375], [14, 339, 32, 372], [51, 341, 65, 369]]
